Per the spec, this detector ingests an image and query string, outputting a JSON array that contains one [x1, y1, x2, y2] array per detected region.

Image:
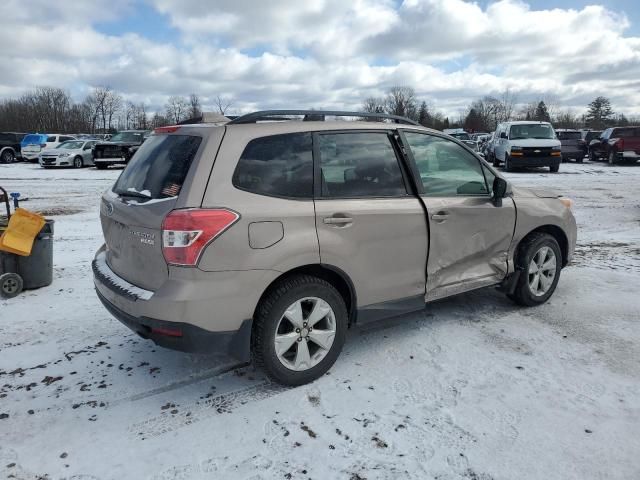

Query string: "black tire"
[[589, 150, 598, 162], [0, 273, 23, 299], [252, 274, 348, 386], [73, 156, 83, 168], [1, 150, 15, 164], [492, 153, 500, 168], [576, 157, 583, 163], [95, 163, 108, 170], [509, 233, 562, 307], [608, 152, 617, 165], [504, 155, 513, 172], [550, 164, 559, 173]]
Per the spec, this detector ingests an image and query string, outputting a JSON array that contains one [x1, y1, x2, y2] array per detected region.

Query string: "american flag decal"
[[162, 183, 181, 197]]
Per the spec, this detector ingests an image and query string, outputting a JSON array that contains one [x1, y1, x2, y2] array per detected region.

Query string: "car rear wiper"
[[114, 190, 151, 199]]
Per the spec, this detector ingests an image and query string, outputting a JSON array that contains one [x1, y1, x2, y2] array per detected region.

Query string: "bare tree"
[[104, 90, 122, 131], [214, 95, 233, 115], [384, 86, 418, 120], [165, 96, 188, 124], [362, 96, 385, 114], [189, 93, 201, 119]]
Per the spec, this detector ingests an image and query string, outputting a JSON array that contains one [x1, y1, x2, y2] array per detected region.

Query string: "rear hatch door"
[[100, 132, 205, 291], [557, 131, 581, 151]]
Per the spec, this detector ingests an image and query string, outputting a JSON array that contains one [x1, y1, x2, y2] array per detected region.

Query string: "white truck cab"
[[492, 121, 561, 173]]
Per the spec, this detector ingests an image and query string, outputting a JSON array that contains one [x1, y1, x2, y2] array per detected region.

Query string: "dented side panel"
[[423, 195, 516, 300]]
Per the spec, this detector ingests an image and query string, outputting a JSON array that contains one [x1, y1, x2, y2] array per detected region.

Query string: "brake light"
[[161, 209, 239, 266], [154, 126, 181, 134]]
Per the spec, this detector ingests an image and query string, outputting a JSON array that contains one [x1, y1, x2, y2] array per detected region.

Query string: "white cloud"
[[1, 0, 639, 117]]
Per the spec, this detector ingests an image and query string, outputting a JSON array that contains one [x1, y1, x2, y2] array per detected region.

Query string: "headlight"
[[59, 153, 70, 157], [560, 198, 574, 209], [552, 145, 562, 151]]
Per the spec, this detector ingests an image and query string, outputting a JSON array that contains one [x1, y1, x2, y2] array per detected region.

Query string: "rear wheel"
[[492, 153, 500, 168], [0, 273, 23, 299], [252, 274, 348, 386], [73, 156, 83, 168], [1, 150, 15, 164], [509, 233, 561, 307]]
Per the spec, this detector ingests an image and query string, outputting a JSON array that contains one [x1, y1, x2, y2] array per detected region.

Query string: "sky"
[[1, 0, 640, 118]]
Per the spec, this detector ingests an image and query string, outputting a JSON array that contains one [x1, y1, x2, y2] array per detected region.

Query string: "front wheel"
[[73, 156, 83, 168], [252, 275, 348, 386], [509, 233, 562, 307], [492, 153, 500, 168], [589, 150, 598, 162], [608, 152, 617, 165], [550, 164, 559, 173], [504, 155, 513, 172]]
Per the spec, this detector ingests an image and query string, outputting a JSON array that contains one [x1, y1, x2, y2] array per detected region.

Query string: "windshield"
[[110, 132, 144, 143], [509, 124, 555, 140], [56, 141, 84, 149]]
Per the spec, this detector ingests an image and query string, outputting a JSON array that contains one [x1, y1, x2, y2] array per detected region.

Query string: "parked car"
[[39, 140, 98, 168], [93, 110, 577, 386], [21, 134, 76, 162], [483, 132, 496, 160], [588, 127, 640, 164], [580, 130, 602, 158], [447, 131, 478, 151], [0, 132, 27, 163], [555, 129, 584, 162], [492, 121, 562, 172], [92, 130, 150, 169]]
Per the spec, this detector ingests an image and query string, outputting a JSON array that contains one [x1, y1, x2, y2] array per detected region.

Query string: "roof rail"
[[227, 110, 421, 126]]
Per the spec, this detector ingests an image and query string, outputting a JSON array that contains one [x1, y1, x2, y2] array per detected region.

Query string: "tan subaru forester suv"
[[93, 110, 577, 386]]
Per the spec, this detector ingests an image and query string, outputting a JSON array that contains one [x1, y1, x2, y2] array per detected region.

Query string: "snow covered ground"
[[1, 161, 639, 480]]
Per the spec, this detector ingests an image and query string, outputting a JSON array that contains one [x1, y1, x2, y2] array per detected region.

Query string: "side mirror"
[[493, 177, 508, 206], [500, 132, 507, 139]]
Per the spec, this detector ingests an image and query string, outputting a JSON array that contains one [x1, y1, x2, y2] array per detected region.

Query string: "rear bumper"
[[619, 151, 640, 162], [95, 287, 251, 358], [561, 149, 583, 159], [92, 247, 279, 361], [509, 155, 561, 168]]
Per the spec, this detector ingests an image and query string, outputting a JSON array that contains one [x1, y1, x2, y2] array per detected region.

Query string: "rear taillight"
[[154, 126, 181, 134], [161, 209, 239, 266], [616, 138, 624, 150]]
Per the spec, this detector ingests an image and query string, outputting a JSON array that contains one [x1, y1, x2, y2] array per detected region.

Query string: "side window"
[[318, 132, 406, 198], [403, 132, 490, 197], [47, 136, 57, 142], [232, 133, 313, 199], [482, 163, 496, 195]]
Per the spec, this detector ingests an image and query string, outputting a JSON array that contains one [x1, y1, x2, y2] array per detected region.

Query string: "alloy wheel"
[[528, 246, 557, 297], [274, 297, 336, 371]]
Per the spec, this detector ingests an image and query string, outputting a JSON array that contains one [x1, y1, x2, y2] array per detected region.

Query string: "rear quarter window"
[[112, 134, 202, 200], [232, 133, 313, 198]]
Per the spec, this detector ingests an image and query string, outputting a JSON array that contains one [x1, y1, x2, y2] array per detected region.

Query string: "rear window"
[[614, 128, 640, 137], [112, 135, 202, 200], [557, 131, 581, 140], [233, 133, 313, 198], [22, 134, 45, 144]]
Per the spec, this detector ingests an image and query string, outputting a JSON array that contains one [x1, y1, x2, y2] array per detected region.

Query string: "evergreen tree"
[[534, 101, 551, 122], [585, 96, 614, 129], [418, 101, 429, 126]]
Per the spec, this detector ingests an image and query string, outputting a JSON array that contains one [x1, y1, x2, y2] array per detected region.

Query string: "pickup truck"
[[92, 130, 150, 169], [589, 127, 640, 165]]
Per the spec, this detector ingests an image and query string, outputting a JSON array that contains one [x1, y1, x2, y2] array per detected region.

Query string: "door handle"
[[431, 211, 449, 222], [323, 216, 353, 225]]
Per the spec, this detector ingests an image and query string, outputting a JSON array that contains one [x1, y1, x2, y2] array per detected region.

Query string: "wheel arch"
[[253, 264, 357, 327], [517, 225, 569, 267]]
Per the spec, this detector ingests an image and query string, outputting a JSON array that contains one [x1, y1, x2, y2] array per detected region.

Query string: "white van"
[[491, 121, 561, 172]]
